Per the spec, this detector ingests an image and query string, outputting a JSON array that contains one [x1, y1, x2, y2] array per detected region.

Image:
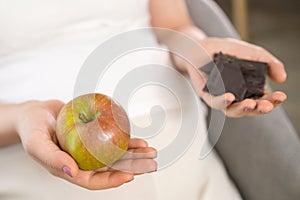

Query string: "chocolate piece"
[[200, 52, 268, 102], [239, 59, 268, 99], [200, 61, 215, 74]]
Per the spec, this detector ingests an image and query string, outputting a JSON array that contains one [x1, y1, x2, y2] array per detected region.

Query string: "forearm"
[[152, 25, 213, 95], [156, 24, 209, 66], [150, 0, 209, 69], [0, 103, 21, 146], [169, 25, 207, 43]]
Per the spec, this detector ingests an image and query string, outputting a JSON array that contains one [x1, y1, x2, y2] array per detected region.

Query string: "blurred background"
[[216, 0, 300, 135]]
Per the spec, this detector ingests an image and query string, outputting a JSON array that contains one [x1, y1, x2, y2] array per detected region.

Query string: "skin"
[[0, 0, 287, 190], [0, 100, 157, 190], [149, 0, 287, 118]]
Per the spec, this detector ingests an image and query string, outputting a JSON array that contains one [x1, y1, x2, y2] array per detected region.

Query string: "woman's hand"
[[149, 0, 287, 117], [16, 100, 157, 190], [173, 37, 287, 118]]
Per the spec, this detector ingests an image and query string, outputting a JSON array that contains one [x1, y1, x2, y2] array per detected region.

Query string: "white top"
[[0, 1, 241, 199], [0, 0, 150, 103]]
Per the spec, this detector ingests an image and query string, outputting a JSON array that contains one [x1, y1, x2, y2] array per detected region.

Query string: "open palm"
[[174, 37, 287, 117], [16, 100, 157, 190]]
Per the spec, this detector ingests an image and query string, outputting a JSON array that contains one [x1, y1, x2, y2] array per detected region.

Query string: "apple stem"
[[79, 113, 91, 123]]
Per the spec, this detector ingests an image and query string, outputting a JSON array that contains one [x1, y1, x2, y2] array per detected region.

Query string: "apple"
[[56, 93, 130, 170]]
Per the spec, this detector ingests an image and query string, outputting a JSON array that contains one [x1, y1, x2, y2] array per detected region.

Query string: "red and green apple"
[[56, 93, 130, 170]]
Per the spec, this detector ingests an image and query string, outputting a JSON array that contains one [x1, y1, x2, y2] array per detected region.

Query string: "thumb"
[[200, 92, 235, 110], [49, 148, 79, 178], [25, 130, 79, 178]]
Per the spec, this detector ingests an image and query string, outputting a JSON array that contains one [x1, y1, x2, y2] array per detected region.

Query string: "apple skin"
[[56, 93, 130, 170]]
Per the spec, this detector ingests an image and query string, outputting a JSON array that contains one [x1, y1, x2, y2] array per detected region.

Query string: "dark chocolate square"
[[200, 52, 268, 102]]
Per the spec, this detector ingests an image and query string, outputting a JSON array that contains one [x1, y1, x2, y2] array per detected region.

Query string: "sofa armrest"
[[186, 0, 240, 39]]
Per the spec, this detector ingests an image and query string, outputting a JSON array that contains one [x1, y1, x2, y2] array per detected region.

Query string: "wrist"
[[0, 103, 23, 146], [15, 100, 41, 134], [167, 26, 211, 74]]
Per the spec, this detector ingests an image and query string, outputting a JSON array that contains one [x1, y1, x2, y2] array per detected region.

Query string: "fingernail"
[[259, 110, 270, 114], [62, 166, 72, 177], [244, 108, 254, 112], [274, 100, 282, 104]]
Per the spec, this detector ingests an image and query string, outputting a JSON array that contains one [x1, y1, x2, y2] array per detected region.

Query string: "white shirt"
[[0, 1, 242, 199], [0, 0, 149, 102]]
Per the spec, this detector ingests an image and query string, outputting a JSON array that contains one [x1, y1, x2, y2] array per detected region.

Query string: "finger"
[[201, 92, 235, 110], [72, 170, 134, 190], [267, 59, 287, 83], [226, 99, 257, 118], [109, 158, 157, 174], [204, 38, 287, 83], [260, 91, 287, 106], [25, 130, 79, 178], [227, 39, 287, 83], [128, 138, 149, 149], [255, 99, 274, 114], [120, 147, 157, 160], [249, 46, 287, 83], [27, 131, 136, 190]]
